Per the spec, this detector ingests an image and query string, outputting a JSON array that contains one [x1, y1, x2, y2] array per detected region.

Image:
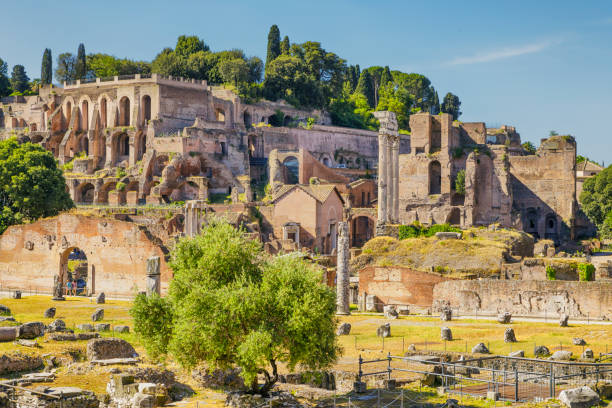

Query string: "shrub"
[[546, 265, 556, 280], [130, 293, 174, 360], [398, 222, 461, 240], [455, 170, 466, 195], [115, 182, 126, 192], [578, 263, 595, 281]]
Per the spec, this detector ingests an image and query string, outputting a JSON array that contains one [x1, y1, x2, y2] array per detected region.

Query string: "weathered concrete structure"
[[0, 214, 170, 297]]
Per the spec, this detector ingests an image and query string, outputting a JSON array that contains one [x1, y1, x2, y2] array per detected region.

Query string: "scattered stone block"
[[43, 308, 56, 318], [15, 339, 39, 348], [383, 305, 398, 319], [91, 308, 104, 322], [572, 338, 586, 346], [472, 343, 489, 354], [441, 327, 452, 341], [376, 323, 391, 338], [534, 345, 550, 357], [77, 324, 94, 332], [440, 308, 452, 321], [582, 349, 594, 359], [353, 381, 367, 393], [48, 333, 77, 341], [87, 337, 138, 361], [78, 333, 100, 340], [12, 291, 21, 299], [0, 305, 11, 316], [487, 391, 499, 401], [551, 350, 572, 361], [504, 327, 517, 343], [336, 322, 351, 336], [407, 344, 417, 353], [365, 295, 378, 312], [560, 314, 569, 327], [397, 306, 410, 316], [497, 312, 512, 324], [18, 322, 45, 339], [0, 327, 18, 342], [559, 386, 600, 408], [0, 316, 15, 322], [95, 323, 111, 332], [509, 350, 524, 357], [435, 232, 461, 240], [47, 319, 66, 332], [114, 325, 130, 334], [96, 292, 105, 304]]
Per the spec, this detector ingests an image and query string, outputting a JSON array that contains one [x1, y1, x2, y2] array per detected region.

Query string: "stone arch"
[[430, 118, 441, 152], [282, 156, 299, 184], [59, 247, 89, 296], [63, 96, 75, 126], [100, 97, 108, 128], [351, 215, 375, 247], [77, 133, 89, 155], [78, 96, 93, 131], [215, 108, 225, 122], [18, 119, 27, 128], [119, 96, 130, 126], [112, 132, 130, 165], [429, 160, 441, 195], [135, 130, 146, 161], [243, 111, 252, 128], [141, 95, 151, 126], [524, 207, 539, 239], [96, 181, 117, 204], [545, 213, 558, 241], [76, 182, 95, 204], [283, 115, 293, 127]]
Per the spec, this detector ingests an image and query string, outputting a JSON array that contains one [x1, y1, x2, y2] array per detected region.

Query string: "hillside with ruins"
[[0, 8, 611, 408]]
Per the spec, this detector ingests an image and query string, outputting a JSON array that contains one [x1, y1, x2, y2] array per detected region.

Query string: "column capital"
[[374, 111, 399, 137]]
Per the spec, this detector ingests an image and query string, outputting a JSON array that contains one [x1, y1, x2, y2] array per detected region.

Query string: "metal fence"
[[358, 354, 612, 402]]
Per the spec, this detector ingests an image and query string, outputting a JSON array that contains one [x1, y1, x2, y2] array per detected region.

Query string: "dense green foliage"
[[0, 138, 74, 234], [398, 222, 462, 240], [265, 25, 281, 71], [577, 263, 595, 281], [545, 265, 556, 280], [441, 92, 461, 120], [9, 65, 29, 93], [131, 220, 339, 395], [522, 141, 536, 155], [455, 169, 466, 195], [0, 58, 10, 97], [87, 54, 151, 77], [55, 52, 76, 83], [41, 49, 52, 85], [580, 165, 612, 238]]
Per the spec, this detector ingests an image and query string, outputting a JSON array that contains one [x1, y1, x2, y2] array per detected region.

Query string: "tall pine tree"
[[0, 58, 10, 97], [41, 48, 52, 85], [380, 66, 392, 87], [430, 87, 440, 114], [265, 25, 281, 73], [355, 70, 375, 108], [280, 35, 290, 55], [441, 92, 461, 120], [10, 65, 29, 93], [75, 43, 87, 79]]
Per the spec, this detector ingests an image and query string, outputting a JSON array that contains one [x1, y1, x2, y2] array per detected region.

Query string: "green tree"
[[280, 35, 290, 55], [75, 43, 87, 79], [247, 56, 263, 83], [218, 58, 249, 86], [132, 220, 339, 395], [455, 169, 466, 194], [10, 65, 29, 93], [55, 53, 76, 83], [0, 58, 10, 97], [87, 53, 151, 77], [380, 66, 392, 88], [355, 69, 375, 108], [522, 141, 536, 155], [41, 49, 52, 85], [549, 130, 559, 136], [265, 25, 281, 72], [580, 165, 612, 238], [152, 48, 185, 78], [441, 92, 462, 120], [430, 86, 440, 114], [175, 35, 208, 58], [0, 138, 73, 234], [263, 55, 322, 107]]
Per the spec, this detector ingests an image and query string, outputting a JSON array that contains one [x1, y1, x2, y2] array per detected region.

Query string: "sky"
[[1, 0, 611, 164]]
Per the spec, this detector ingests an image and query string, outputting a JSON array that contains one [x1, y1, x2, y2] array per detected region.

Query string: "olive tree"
[[131, 220, 339, 395]]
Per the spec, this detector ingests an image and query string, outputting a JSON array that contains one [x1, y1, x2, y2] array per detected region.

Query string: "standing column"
[[386, 135, 393, 221], [377, 133, 388, 224], [391, 135, 400, 223], [146, 256, 161, 296], [336, 221, 350, 315]]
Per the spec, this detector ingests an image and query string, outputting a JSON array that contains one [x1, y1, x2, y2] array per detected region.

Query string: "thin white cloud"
[[446, 39, 558, 66]]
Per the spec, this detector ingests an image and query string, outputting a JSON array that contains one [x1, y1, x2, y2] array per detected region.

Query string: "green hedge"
[[546, 265, 556, 280], [398, 223, 461, 240], [578, 263, 595, 281]]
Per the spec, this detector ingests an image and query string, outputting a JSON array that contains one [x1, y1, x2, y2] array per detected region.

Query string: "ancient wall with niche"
[[0, 214, 170, 298]]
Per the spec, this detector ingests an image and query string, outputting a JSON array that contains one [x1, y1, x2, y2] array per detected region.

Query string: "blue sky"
[[1, 0, 611, 164]]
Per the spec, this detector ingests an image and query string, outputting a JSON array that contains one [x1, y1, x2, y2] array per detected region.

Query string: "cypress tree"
[[280, 35, 290, 55], [265, 25, 281, 71], [355, 70, 375, 108], [75, 43, 87, 79], [430, 87, 440, 115], [380, 66, 392, 87], [41, 48, 52, 85], [0, 58, 10, 97], [441, 92, 461, 120], [10, 65, 29, 93]]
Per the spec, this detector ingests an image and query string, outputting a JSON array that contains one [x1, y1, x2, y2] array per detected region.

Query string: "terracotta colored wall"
[[272, 189, 318, 247], [0, 214, 170, 298], [359, 266, 450, 307]]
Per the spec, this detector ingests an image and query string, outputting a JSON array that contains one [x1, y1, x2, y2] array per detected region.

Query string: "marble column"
[[391, 135, 400, 223], [336, 221, 350, 315], [377, 133, 388, 224], [146, 256, 160, 296]]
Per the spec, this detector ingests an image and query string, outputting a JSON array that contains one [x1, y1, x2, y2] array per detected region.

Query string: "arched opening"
[[79, 135, 89, 155], [100, 98, 107, 128], [283, 115, 293, 127], [243, 111, 252, 128], [115, 133, 130, 163], [18, 119, 27, 128], [545, 213, 558, 241], [282, 156, 299, 184], [60, 247, 90, 296], [431, 118, 441, 152], [77, 182, 95, 204], [136, 131, 146, 160], [429, 161, 441, 195], [351, 216, 374, 247], [81, 100, 88, 131], [323, 157, 330, 167], [215, 108, 225, 122], [141, 95, 151, 126], [524, 208, 539, 239], [65, 101, 72, 125], [96, 181, 117, 204], [119, 96, 130, 126]]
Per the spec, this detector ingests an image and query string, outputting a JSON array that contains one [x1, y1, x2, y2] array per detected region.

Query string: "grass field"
[[1, 295, 610, 407]]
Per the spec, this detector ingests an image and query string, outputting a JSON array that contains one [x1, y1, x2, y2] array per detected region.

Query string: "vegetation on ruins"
[[580, 164, 612, 239], [522, 141, 536, 155], [0, 138, 74, 234], [9, 65, 29, 94], [578, 262, 595, 281], [440, 92, 462, 120], [0, 58, 10, 97], [454, 169, 466, 195], [398, 222, 462, 240], [545, 265, 556, 280], [131, 220, 339, 395]]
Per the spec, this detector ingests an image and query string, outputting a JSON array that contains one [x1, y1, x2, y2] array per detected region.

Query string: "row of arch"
[[64, 94, 151, 131]]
